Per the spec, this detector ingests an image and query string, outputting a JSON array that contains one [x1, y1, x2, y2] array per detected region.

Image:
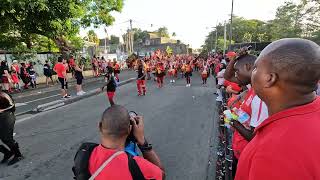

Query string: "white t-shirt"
[[249, 95, 269, 128], [217, 69, 226, 85]]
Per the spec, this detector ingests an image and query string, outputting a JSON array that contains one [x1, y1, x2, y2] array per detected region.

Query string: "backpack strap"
[[126, 152, 146, 180]]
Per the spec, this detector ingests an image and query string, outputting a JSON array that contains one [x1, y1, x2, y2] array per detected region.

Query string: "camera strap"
[[89, 151, 125, 180]]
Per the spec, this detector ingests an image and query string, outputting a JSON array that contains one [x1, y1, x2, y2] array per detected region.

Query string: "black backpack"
[[72, 142, 145, 180]]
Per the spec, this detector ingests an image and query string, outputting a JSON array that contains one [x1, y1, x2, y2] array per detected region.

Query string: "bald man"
[[88, 105, 164, 180], [236, 38, 320, 180]]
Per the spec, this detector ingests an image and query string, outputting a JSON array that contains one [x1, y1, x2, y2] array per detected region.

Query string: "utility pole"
[[229, 0, 234, 50], [223, 21, 227, 54], [129, 19, 134, 54], [215, 27, 218, 53]]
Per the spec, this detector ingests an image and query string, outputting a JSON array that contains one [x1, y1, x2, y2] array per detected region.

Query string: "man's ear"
[[264, 73, 278, 88], [245, 63, 252, 71]]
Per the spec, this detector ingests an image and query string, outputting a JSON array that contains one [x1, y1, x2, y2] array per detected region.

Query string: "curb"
[[16, 78, 136, 116]]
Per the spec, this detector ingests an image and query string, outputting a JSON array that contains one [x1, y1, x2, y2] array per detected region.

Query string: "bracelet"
[[138, 139, 153, 153]]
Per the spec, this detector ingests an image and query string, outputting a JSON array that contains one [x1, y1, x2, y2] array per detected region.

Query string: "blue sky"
[[80, 0, 300, 48]]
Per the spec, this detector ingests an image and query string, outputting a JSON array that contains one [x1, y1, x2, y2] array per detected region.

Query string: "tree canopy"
[[0, 0, 123, 53], [202, 0, 320, 52]]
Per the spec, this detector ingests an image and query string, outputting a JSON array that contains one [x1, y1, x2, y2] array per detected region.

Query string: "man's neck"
[[268, 92, 316, 116], [100, 137, 125, 151]]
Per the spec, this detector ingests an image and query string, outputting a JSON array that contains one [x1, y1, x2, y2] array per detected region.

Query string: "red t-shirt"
[[69, 58, 75, 67], [236, 97, 320, 180], [89, 145, 162, 180], [54, 63, 66, 78], [232, 87, 268, 159]]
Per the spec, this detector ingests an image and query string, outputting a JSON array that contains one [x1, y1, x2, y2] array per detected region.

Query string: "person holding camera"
[[73, 105, 164, 180]]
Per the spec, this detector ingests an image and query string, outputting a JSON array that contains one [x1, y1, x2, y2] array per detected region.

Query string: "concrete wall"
[[0, 53, 57, 76]]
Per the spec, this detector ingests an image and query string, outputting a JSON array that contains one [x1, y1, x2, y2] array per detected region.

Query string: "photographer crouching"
[[73, 105, 165, 180], [0, 92, 23, 166]]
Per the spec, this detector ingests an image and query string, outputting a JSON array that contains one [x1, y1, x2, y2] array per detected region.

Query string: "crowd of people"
[[214, 38, 320, 180], [0, 38, 319, 179]]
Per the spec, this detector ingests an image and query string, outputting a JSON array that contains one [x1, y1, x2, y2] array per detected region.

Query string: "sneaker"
[[76, 92, 82, 96], [186, 84, 189, 87], [63, 95, 71, 98], [7, 156, 23, 166], [173, 80, 175, 83]]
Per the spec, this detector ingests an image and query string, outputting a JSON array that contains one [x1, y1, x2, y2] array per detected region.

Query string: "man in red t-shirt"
[[236, 38, 320, 180], [89, 105, 164, 180], [54, 57, 70, 98], [224, 53, 268, 177]]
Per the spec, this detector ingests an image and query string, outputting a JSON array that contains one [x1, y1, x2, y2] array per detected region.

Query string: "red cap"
[[227, 51, 237, 58]]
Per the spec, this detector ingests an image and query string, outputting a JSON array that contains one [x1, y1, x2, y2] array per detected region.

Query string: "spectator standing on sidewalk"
[[75, 60, 85, 96], [54, 57, 70, 99], [20, 63, 30, 90], [0, 91, 23, 166], [224, 51, 269, 178], [236, 38, 320, 180], [43, 60, 54, 86], [0, 61, 12, 93], [27, 63, 37, 88]]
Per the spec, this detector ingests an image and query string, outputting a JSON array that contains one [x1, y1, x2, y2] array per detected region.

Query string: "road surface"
[[0, 73, 218, 180]]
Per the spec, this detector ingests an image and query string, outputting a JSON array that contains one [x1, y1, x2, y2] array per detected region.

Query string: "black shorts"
[[58, 77, 68, 89], [76, 78, 83, 85]]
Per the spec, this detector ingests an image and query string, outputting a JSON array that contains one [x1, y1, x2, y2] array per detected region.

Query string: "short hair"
[[236, 54, 257, 66], [260, 38, 320, 93], [100, 105, 130, 138], [58, 57, 63, 62]]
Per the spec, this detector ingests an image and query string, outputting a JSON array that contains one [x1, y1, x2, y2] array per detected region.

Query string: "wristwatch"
[[138, 139, 153, 153]]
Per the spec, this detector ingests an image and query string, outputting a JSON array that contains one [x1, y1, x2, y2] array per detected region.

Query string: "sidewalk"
[[11, 70, 124, 98]]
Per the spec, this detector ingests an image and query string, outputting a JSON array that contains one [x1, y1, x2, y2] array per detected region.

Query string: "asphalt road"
[[12, 70, 136, 115], [0, 72, 218, 180]]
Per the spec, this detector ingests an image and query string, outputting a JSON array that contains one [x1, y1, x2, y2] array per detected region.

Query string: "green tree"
[[110, 35, 120, 45], [157, 27, 170, 38], [269, 1, 303, 40], [0, 0, 123, 52]]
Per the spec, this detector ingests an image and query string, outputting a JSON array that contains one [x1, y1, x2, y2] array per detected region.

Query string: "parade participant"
[[99, 70, 117, 106], [113, 60, 120, 82], [201, 61, 209, 85], [145, 61, 152, 80], [75, 60, 85, 96], [168, 61, 176, 83], [43, 60, 54, 86], [136, 59, 147, 96], [0, 61, 12, 93], [184, 61, 192, 87], [155, 62, 165, 88], [54, 57, 70, 98], [0, 92, 23, 166], [236, 38, 320, 180]]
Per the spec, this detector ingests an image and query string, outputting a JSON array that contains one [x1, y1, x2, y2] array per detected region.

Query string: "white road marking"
[[23, 94, 61, 104], [15, 103, 28, 107]]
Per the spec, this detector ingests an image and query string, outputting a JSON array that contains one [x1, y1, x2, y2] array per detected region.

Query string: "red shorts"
[[106, 92, 115, 99]]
